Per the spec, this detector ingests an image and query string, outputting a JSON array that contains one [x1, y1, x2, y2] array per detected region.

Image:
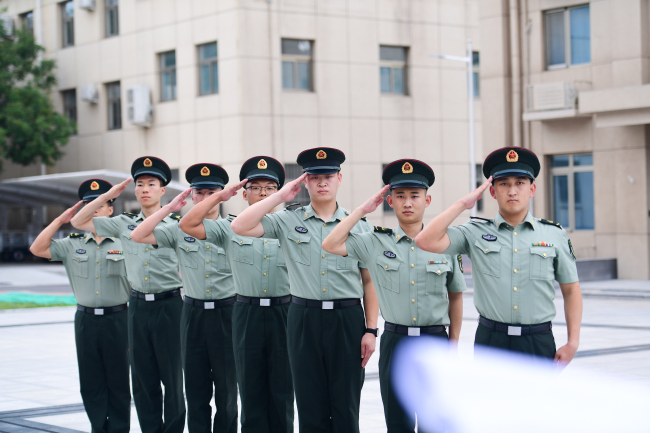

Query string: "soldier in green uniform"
[[322, 159, 467, 433], [231, 148, 379, 433], [179, 156, 294, 433], [130, 163, 244, 433], [30, 179, 131, 433], [415, 147, 583, 364], [71, 157, 186, 433]]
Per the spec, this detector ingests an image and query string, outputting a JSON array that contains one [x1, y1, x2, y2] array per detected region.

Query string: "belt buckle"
[[408, 327, 421, 337], [507, 326, 522, 336], [204, 302, 215, 309], [260, 299, 271, 307], [322, 301, 334, 310], [94, 308, 104, 315], [145, 294, 155, 302]]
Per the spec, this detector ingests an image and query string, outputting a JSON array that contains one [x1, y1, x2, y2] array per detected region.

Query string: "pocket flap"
[[232, 236, 254, 246], [106, 254, 125, 261], [74, 255, 89, 262], [287, 232, 311, 244], [376, 255, 400, 271], [179, 245, 199, 253], [426, 263, 451, 274], [474, 240, 502, 254], [530, 247, 556, 259]]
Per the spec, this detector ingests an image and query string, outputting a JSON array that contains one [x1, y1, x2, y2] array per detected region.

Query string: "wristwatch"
[[365, 328, 379, 337]]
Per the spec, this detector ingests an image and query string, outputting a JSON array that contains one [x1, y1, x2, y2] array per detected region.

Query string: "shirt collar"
[[136, 212, 145, 222], [84, 233, 115, 244], [301, 203, 349, 222], [494, 212, 536, 230], [394, 225, 418, 243]]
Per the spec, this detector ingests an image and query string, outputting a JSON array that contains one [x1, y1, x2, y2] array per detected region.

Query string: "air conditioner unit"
[[79, 0, 96, 11], [79, 84, 99, 104], [1, 16, 14, 35], [127, 85, 153, 127]]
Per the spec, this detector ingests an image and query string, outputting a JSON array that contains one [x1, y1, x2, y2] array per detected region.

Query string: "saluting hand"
[[360, 185, 391, 215], [279, 172, 308, 203], [57, 201, 84, 224], [459, 177, 492, 210], [104, 178, 132, 201], [169, 188, 192, 213], [220, 179, 249, 202]]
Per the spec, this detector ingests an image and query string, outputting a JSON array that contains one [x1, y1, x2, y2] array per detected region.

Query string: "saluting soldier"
[[415, 147, 582, 364], [179, 156, 294, 433], [231, 148, 379, 433], [131, 163, 241, 433], [322, 160, 467, 433], [30, 179, 131, 433], [71, 157, 186, 433]]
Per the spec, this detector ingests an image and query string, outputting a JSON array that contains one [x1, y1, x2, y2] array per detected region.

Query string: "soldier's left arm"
[[447, 254, 468, 341], [554, 232, 582, 366], [360, 268, 378, 369]]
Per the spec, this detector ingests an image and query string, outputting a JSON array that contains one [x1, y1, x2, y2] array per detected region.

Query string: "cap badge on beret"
[[506, 150, 519, 163], [143, 158, 153, 167], [90, 181, 100, 191], [316, 150, 327, 160], [201, 166, 210, 176], [257, 159, 267, 169], [402, 162, 413, 174]]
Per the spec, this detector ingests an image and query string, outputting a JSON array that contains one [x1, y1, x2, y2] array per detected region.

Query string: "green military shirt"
[[94, 212, 182, 293], [49, 233, 130, 308], [260, 203, 372, 300], [345, 225, 466, 327], [153, 218, 234, 300], [445, 212, 579, 324]]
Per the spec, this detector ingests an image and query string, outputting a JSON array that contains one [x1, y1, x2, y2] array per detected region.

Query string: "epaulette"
[[361, 216, 367, 222], [168, 213, 181, 221], [469, 216, 491, 224], [457, 254, 464, 273], [285, 202, 303, 210], [539, 219, 563, 229], [123, 212, 138, 219], [69, 233, 84, 238], [227, 214, 237, 221], [374, 226, 393, 235]]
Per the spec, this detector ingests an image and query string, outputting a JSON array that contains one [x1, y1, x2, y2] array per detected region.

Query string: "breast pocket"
[[426, 263, 451, 295], [375, 256, 400, 293], [72, 255, 89, 278], [231, 236, 254, 265], [106, 254, 126, 276], [337, 255, 358, 271], [530, 247, 556, 280], [217, 247, 231, 272], [178, 244, 199, 269], [275, 242, 287, 268], [286, 232, 311, 265], [122, 230, 137, 254], [473, 240, 501, 277]]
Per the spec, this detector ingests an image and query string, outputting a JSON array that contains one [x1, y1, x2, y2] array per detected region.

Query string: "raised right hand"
[[169, 188, 192, 213], [360, 185, 390, 215], [459, 177, 492, 210], [58, 201, 84, 224], [104, 178, 132, 202], [220, 179, 249, 202], [279, 173, 308, 202]]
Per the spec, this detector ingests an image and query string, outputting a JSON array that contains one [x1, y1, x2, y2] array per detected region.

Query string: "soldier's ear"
[[108, 206, 114, 216], [160, 186, 166, 196], [386, 194, 394, 208], [425, 194, 432, 207], [529, 182, 537, 198], [489, 184, 497, 199]]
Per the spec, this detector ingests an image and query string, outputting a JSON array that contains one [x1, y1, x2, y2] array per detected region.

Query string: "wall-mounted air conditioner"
[[127, 85, 153, 127], [1, 16, 14, 35], [79, 84, 99, 103], [79, 0, 96, 11]]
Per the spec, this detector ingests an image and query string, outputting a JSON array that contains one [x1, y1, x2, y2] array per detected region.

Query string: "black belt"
[[77, 303, 127, 315], [479, 316, 552, 336], [131, 288, 181, 301], [384, 321, 446, 336], [184, 295, 237, 309], [291, 296, 361, 310], [237, 294, 292, 306]]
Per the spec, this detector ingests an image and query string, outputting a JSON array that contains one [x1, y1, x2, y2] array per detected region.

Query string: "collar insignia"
[[506, 150, 518, 162], [108, 250, 123, 254], [316, 150, 327, 160], [90, 181, 99, 191], [128, 225, 136, 230], [257, 159, 267, 169], [143, 158, 153, 167], [402, 161, 413, 174], [184, 236, 196, 242], [75, 249, 86, 254], [384, 251, 396, 259], [200, 166, 210, 176], [295, 226, 308, 233], [482, 234, 497, 241]]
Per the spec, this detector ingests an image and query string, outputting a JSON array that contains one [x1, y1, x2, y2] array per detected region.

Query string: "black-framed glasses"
[[246, 186, 278, 194]]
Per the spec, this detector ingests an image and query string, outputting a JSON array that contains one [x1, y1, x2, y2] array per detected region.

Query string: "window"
[[545, 5, 590, 69], [61, 1, 74, 48], [284, 164, 310, 206], [105, 0, 119, 37], [106, 82, 122, 130], [198, 42, 218, 95], [549, 154, 594, 230], [159, 51, 177, 101], [281, 39, 313, 91], [382, 164, 393, 212], [472, 52, 480, 98], [380, 46, 408, 95], [20, 11, 33, 37], [475, 164, 483, 212], [61, 89, 77, 125]]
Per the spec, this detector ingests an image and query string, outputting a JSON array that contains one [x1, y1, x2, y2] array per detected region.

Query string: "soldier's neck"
[[498, 207, 529, 227], [93, 233, 105, 243], [398, 220, 424, 240], [140, 202, 162, 219], [310, 199, 337, 222]]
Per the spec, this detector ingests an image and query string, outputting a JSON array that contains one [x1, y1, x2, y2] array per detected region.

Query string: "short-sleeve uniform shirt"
[[445, 212, 579, 324], [203, 217, 290, 298], [49, 233, 130, 308], [94, 212, 182, 293], [260, 204, 372, 300], [153, 218, 234, 300], [346, 225, 466, 327]]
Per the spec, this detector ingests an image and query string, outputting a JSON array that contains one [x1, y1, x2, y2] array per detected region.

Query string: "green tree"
[[0, 10, 74, 174]]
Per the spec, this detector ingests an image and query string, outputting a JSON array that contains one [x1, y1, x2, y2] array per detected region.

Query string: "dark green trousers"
[[75, 308, 130, 433], [233, 302, 293, 433], [475, 324, 556, 359], [181, 302, 238, 433], [129, 295, 185, 433], [379, 330, 448, 433], [287, 303, 365, 433]]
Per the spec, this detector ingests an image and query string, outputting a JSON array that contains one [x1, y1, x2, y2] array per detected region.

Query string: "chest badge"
[[428, 260, 444, 264], [532, 242, 553, 247], [75, 249, 86, 254], [128, 225, 136, 230], [184, 237, 196, 243], [108, 250, 123, 255], [482, 234, 497, 242], [295, 226, 308, 233], [384, 251, 396, 259]]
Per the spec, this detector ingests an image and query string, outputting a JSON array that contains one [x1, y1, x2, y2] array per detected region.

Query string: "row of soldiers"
[[30, 146, 582, 433]]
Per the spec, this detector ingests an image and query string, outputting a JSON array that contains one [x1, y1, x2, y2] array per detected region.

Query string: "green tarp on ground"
[[0, 292, 76, 305]]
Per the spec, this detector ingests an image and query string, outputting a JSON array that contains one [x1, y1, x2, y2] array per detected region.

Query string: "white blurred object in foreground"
[[392, 338, 650, 433]]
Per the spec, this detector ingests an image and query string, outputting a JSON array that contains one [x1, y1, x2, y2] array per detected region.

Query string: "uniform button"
[[114, 258, 117, 261], [240, 241, 243, 244], [264, 256, 267, 259], [186, 248, 189, 251], [145, 262, 148, 265], [514, 306, 518, 310], [97, 247, 100, 249], [322, 255, 326, 258], [265, 240, 268, 243], [207, 290, 210, 293], [323, 223, 327, 227], [96, 276, 99, 279], [206, 260, 209, 263], [96, 291, 99, 294], [96, 260, 99, 263], [385, 265, 388, 269], [264, 273, 267, 276], [411, 247, 414, 251], [207, 246, 210, 249], [145, 277, 148, 281], [514, 249, 518, 253], [412, 299, 415, 303], [485, 248, 488, 252], [543, 253, 547, 257], [514, 232, 517, 236], [146, 248, 149, 251], [514, 269, 518, 273], [322, 271, 325, 275], [264, 290, 267, 293], [297, 239, 300, 243], [323, 289, 326, 292], [305, 213, 308, 217], [411, 264, 414, 268], [514, 287, 518, 291], [206, 275, 209, 278], [437, 270, 441, 274], [411, 281, 415, 285], [413, 318, 416, 322]]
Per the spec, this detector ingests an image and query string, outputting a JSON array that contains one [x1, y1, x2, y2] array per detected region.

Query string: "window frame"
[[61, 88, 77, 131], [379, 45, 408, 95], [60, 1, 75, 48], [197, 42, 219, 96], [281, 39, 314, 92], [104, 0, 119, 38], [106, 81, 122, 130], [548, 153, 594, 231], [20, 11, 34, 37], [159, 50, 177, 102], [544, 4, 590, 70]]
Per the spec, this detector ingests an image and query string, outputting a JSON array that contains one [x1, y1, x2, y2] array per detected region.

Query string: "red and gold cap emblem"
[[200, 166, 210, 176], [90, 181, 100, 191], [257, 159, 267, 169], [143, 158, 153, 167], [506, 150, 519, 163], [316, 150, 327, 160], [402, 161, 413, 174]]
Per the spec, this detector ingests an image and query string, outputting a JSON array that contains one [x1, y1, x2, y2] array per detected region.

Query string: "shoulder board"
[[227, 214, 237, 222], [469, 216, 491, 224], [168, 213, 181, 221], [539, 219, 563, 229], [285, 202, 303, 210], [373, 226, 393, 235], [122, 212, 138, 219], [361, 216, 367, 222], [69, 233, 84, 238]]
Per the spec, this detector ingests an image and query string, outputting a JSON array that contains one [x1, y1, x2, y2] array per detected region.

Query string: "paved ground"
[[0, 263, 649, 432]]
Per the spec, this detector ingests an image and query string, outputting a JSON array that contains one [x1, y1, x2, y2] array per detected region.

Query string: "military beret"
[[185, 163, 228, 189], [382, 159, 435, 189], [131, 156, 172, 186], [483, 147, 540, 180], [239, 156, 285, 187], [78, 179, 114, 203], [296, 148, 346, 175]]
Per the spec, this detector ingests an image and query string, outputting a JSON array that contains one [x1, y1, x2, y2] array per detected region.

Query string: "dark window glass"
[[61, 1, 74, 47], [62, 89, 77, 131], [21, 12, 34, 37], [107, 81, 122, 130], [105, 0, 119, 37], [573, 154, 593, 166], [281, 39, 313, 91], [160, 51, 177, 101], [198, 42, 218, 95], [570, 6, 590, 64], [379, 46, 408, 95], [553, 175, 569, 227], [551, 155, 570, 167], [574, 171, 594, 229]]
